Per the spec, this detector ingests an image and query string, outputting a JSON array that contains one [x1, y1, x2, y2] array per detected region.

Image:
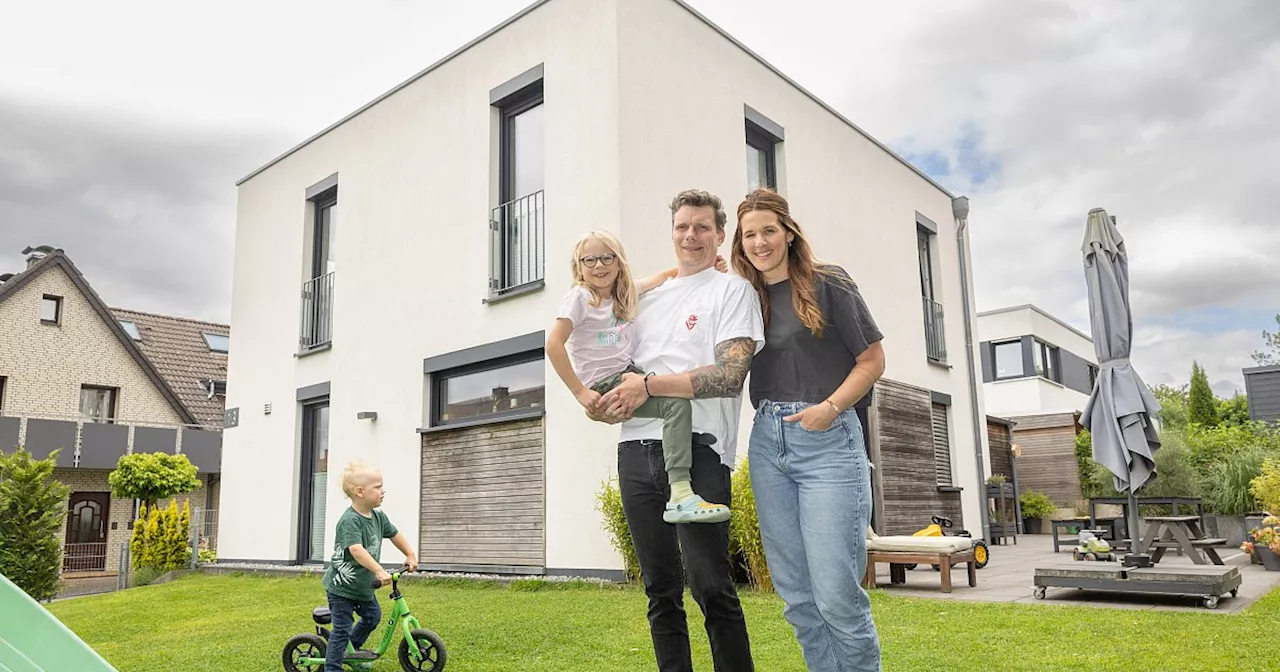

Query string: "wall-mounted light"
[[264, 402, 272, 415], [357, 411, 378, 421]]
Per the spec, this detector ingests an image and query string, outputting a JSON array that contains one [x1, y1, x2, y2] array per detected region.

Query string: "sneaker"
[[345, 649, 379, 661], [663, 494, 730, 524]]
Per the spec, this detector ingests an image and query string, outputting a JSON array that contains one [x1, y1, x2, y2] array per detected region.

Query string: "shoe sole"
[[663, 509, 731, 524]]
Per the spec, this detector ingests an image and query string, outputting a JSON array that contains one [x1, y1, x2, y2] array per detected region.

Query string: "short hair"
[[341, 461, 380, 498], [669, 189, 727, 230]]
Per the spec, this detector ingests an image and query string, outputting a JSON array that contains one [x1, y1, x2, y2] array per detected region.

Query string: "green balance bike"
[[282, 567, 447, 671]]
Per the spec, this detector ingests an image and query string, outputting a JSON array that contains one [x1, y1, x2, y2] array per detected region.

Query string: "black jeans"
[[618, 440, 755, 672], [325, 592, 381, 672]]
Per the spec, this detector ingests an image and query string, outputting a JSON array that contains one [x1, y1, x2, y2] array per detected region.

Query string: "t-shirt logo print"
[[685, 314, 698, 331]]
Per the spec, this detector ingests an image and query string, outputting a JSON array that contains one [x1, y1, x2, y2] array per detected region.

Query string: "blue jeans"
[[325, 592, 381, 671], [749, 400, 880, 672]]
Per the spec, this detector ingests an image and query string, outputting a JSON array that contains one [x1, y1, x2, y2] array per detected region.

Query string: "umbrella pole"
[[1122, 461, 1153, 568]]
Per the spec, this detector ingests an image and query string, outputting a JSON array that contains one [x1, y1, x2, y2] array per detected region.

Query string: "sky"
[[1, 0, 1277, 397]]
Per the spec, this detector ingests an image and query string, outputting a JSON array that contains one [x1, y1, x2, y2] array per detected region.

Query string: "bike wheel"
[[399, 628, 448, 672], [282, 633, 326, 672]]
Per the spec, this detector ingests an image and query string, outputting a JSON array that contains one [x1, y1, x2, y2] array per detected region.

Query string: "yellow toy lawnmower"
[[1072, 530, 1116, 562], [900, 515, 990, 570]]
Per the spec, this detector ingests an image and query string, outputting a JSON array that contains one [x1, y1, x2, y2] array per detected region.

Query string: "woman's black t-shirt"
[[748, 265, 883, 409]]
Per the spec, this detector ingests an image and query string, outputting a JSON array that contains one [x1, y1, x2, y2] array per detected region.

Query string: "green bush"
[[109, 452, 200, 508], [728, 461, 770, 591], [0, 447, 71, 602], [594, 479, 640, 583], [1201, 446, 1268, 515], [1184, 422, 1280, 475], [1251, 458, 1280, 515], [131, 500, 191, 572], [1018, 491, 1056, 520], [131, 566, 164, 587]]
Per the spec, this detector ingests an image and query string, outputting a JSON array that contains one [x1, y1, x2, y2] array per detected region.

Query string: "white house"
[[218, 0, 993, 578]]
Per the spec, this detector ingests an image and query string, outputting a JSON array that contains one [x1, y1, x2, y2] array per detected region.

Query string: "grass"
[[49, 571, 1280, 672]]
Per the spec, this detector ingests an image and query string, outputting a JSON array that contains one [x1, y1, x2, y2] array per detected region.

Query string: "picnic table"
[[1087, 496, 1206, 538], [1137, 515, 1229, 566]]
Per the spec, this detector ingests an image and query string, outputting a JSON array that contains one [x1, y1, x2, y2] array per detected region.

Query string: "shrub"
[[1140, 430, 1201, 499], [1201, 447, 1268, 515], [109, 452, 200, 508], [1019, 491, 1056, 520], [131, 500, 191, 572], [132, 566, 164, 587], [728, 461, 770, 591], [1185, 422, 1280, 475], [594, 479, 640, 583], [1251, 459, 1280, 515], [1188, 361, 1218, 427], [0, 447, 71, 602]]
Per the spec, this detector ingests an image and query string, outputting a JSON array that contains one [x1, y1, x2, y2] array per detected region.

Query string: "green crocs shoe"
[[663, 495, 730, 524]]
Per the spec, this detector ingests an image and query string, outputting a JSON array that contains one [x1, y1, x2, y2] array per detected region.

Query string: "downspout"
[[952, 195, 990, 541]]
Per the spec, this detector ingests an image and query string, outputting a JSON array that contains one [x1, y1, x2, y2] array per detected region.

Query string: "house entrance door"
[[64, 492, 110, 572]]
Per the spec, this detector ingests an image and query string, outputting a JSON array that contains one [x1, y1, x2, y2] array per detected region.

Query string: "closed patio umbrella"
[[1079, 207, 1162, 567]]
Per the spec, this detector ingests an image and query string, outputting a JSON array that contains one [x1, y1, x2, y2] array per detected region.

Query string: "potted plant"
[[1018, 491, 1056, 534], [1241, 516, 1280, 571]]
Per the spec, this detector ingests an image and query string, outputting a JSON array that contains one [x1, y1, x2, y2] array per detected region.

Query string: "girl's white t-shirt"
[[556, 285, 637, 389]]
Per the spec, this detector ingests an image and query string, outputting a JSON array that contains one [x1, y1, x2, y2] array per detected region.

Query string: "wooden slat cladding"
[[930, 403, 952, 486], [987, 421, 1013, 479], [873, 379, 963, 535], [1010, 412, 1082, 507], [420, 417, 545, 568]]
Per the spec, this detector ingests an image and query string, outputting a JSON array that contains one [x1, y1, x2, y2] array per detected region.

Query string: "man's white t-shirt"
[[618, 267, 765, 468]]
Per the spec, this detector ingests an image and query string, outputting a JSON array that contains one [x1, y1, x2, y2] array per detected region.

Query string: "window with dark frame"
[[301, 186, 337, 351], [79, 385, 118, 424], [0, 376, 7, 413], [1088, 363, 1099, 389], [491, 79, 545, 295], [745, 121, 777, 191], [432, 351, 545, 426], [1033, 339, 1061, 382], [992, 340, 1024, 379], [41, 295, 62, 325]]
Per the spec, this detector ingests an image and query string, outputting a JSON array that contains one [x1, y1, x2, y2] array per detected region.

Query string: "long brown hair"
[[731, 188, 842, 337], [569, 230, 639, 323]]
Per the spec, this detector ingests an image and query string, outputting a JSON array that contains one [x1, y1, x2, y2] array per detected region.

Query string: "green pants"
[[593, 365, 693, 484]]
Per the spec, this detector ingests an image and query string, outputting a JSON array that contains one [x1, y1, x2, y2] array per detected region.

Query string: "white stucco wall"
[[983, 377, 1090, 418], [979, 305, 1095, 417]]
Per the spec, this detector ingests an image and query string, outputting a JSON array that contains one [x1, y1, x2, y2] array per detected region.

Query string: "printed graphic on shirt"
[[685, 313, 699, 331], [598, 314, 626, 346]]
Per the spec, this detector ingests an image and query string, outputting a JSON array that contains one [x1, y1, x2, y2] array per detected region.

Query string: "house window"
[[79, 386, 118, 424], [41, 295, 62, 325], [432, 352, 545, 426], [931, 402, 952, 486], [119, 320, 142, 340], [204, 379, 227, 399], [917, 220, 945, 363], [301, 179, 337, 351], [1088, 363, 1099, 389], [1034, 339, 1061, 382], [993, 340, 1024, 379], [0, 376, 7, 413], [491, 75, 545, 296], [203, 332, 230, 353], [746, 122, 777, 191]]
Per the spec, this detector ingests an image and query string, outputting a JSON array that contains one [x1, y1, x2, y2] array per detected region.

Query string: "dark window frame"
[[41, 294, 63, 325], [296, 397, 329, 564], [1034, 339, 1062, 383], [497, 81, 545, 206], [79, 385, 119, 424], [310, 191, 337, 281], [991, 339, 1026, 380], [431, 349, 545, 427], [0, 375, 7, 413], [745, 121, 778, 191]]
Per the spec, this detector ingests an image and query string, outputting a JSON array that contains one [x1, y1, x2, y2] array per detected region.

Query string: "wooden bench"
[[862, 548, 977, 593]]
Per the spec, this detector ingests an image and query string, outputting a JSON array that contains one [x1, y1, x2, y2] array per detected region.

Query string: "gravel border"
[[200, 562, 619, 587]]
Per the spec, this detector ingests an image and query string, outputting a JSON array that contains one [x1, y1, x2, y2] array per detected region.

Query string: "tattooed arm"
[[598, 337, 757, 420]]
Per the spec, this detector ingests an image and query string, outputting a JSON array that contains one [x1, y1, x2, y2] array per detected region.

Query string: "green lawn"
[[49, 572, 1280, 672]]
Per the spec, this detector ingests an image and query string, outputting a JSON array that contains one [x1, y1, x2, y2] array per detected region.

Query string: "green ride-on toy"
[[282, 566, 447, 671], [1072, 529, 1115, 562]]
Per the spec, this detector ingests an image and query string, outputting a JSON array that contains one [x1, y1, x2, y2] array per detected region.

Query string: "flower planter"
[[1022, 518, 1043, 535], [1258, 547, 1280, 572]]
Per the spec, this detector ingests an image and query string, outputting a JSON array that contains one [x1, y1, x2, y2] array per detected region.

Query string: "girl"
[[731, 188, 886, 672], [547, 229, 730, 524]]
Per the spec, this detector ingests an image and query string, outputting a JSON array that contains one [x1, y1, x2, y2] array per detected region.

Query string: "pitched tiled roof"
[[110, 308, 229, 428]]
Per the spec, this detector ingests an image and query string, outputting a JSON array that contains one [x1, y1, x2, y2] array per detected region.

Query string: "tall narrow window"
[[79, 386, 117, 424], [1034, 339, 1061, 382], [918, 226, 945, 362], [297, 400, 330, 563], [301, 184, 337, 352], [0, 376, 7, 412], [491, 77, 545, 295], [745, 121, 779, 191]]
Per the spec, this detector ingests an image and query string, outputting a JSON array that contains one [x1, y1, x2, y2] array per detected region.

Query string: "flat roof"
[[977, 303, 1094, 344], [237, 0, 955, 200]]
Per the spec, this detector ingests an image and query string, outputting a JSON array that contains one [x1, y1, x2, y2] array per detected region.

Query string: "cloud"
[[0, 97, 280, 323]]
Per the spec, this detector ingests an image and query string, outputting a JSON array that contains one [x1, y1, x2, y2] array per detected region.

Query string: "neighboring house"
[[0, 246, 226, 579], [1243, 365, 1280, 424], [220, 0, 993, 578], [977, 304, 1099, 509]]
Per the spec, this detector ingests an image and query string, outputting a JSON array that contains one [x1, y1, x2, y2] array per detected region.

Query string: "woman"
[[731, 188, 885, 672]]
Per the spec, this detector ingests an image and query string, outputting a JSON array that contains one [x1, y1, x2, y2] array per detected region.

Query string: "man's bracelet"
[[644, 372, 655, 396]]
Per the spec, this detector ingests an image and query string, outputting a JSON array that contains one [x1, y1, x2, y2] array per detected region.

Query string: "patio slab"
[[868, 533, 1280, 613]]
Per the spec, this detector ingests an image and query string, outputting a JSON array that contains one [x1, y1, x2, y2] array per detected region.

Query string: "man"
[[592, 188, 764, 672]]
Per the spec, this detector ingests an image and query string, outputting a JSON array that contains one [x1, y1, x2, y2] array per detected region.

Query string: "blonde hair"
[[570, 230, 639, 323], [341, 461, 381, 499]]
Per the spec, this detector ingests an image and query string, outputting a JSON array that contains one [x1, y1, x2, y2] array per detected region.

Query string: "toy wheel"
[[399, 628, 447, 672], [1230, 589, 1238, 598], [931, 564, 940, 572], [1203, 596, 1219, 610], [1084, 552, 1097, 561], [1034, 587, 1046, 600], [282, 633, 326, 672], [972, 540, 990, 569]]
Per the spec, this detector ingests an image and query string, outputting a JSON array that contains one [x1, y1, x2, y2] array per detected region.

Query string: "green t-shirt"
[[321, 506, 399, 602]]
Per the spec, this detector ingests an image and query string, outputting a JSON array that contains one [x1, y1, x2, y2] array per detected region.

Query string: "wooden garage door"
[[420, 417, 544, 569]]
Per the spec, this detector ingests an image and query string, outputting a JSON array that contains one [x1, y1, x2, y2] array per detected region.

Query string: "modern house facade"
[[977, 304, 1099, 509], [0, 247, 226, 578], [219, 0, 992, 577]]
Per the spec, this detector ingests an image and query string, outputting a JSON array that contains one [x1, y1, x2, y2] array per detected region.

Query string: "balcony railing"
[[923, 297, 947, 363], [0, 412, 221, 473], [300, 272, 334, 351], [489, 190, 545, 296], [63, 542, 108, 573]]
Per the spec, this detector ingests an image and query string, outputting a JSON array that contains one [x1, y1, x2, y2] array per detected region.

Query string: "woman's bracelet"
[[824, 399, 841, 414]]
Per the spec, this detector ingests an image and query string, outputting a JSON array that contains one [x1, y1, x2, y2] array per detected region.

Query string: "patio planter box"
[[1204, 514, 1249, 546], [1258, 547, 1280, 571], [1023, 518, 1044, 534]]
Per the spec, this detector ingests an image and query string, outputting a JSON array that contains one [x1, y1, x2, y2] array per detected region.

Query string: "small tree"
[[108, 452, 200, 508], [0, 448, 72, 602], [130, 500, 191, 572], [1188, 361, 1218, 428], [1150, 384, 1189, 430]]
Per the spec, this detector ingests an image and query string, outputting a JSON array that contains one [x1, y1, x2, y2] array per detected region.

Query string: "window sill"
[[40, 320, 60, 327], [483, 280, 545, 305], [927, 358, 952, 370], [937, 486, 963, 493], [418, 407, 545, 434], [990, 374, 1065, 387], [295, 342, 332, 358]]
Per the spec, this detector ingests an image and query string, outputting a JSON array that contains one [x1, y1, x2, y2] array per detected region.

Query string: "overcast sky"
[[2, 0, 1277, 396]]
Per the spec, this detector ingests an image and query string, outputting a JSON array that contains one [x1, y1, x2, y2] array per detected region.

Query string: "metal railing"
[[490, 190, 545, 295], [0, 411, 222, 467], [300, 272, 335, 350], [923, 297, 947, 363], [63, 542, 108, 573]]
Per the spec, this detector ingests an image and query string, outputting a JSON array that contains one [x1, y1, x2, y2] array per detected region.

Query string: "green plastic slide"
[[0, 573, 117, 671]]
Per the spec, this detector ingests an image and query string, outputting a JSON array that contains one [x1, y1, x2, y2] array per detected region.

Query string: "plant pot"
[[1023, 518, 1043, 534], [1258, 547, 1280, 571], [1205, 515, 1249, 546]]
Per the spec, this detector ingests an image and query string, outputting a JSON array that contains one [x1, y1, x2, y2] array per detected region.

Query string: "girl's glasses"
[[580, 254, 617, 268]]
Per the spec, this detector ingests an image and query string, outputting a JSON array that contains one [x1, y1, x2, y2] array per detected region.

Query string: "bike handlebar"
[[371, 565, 417, 589]]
